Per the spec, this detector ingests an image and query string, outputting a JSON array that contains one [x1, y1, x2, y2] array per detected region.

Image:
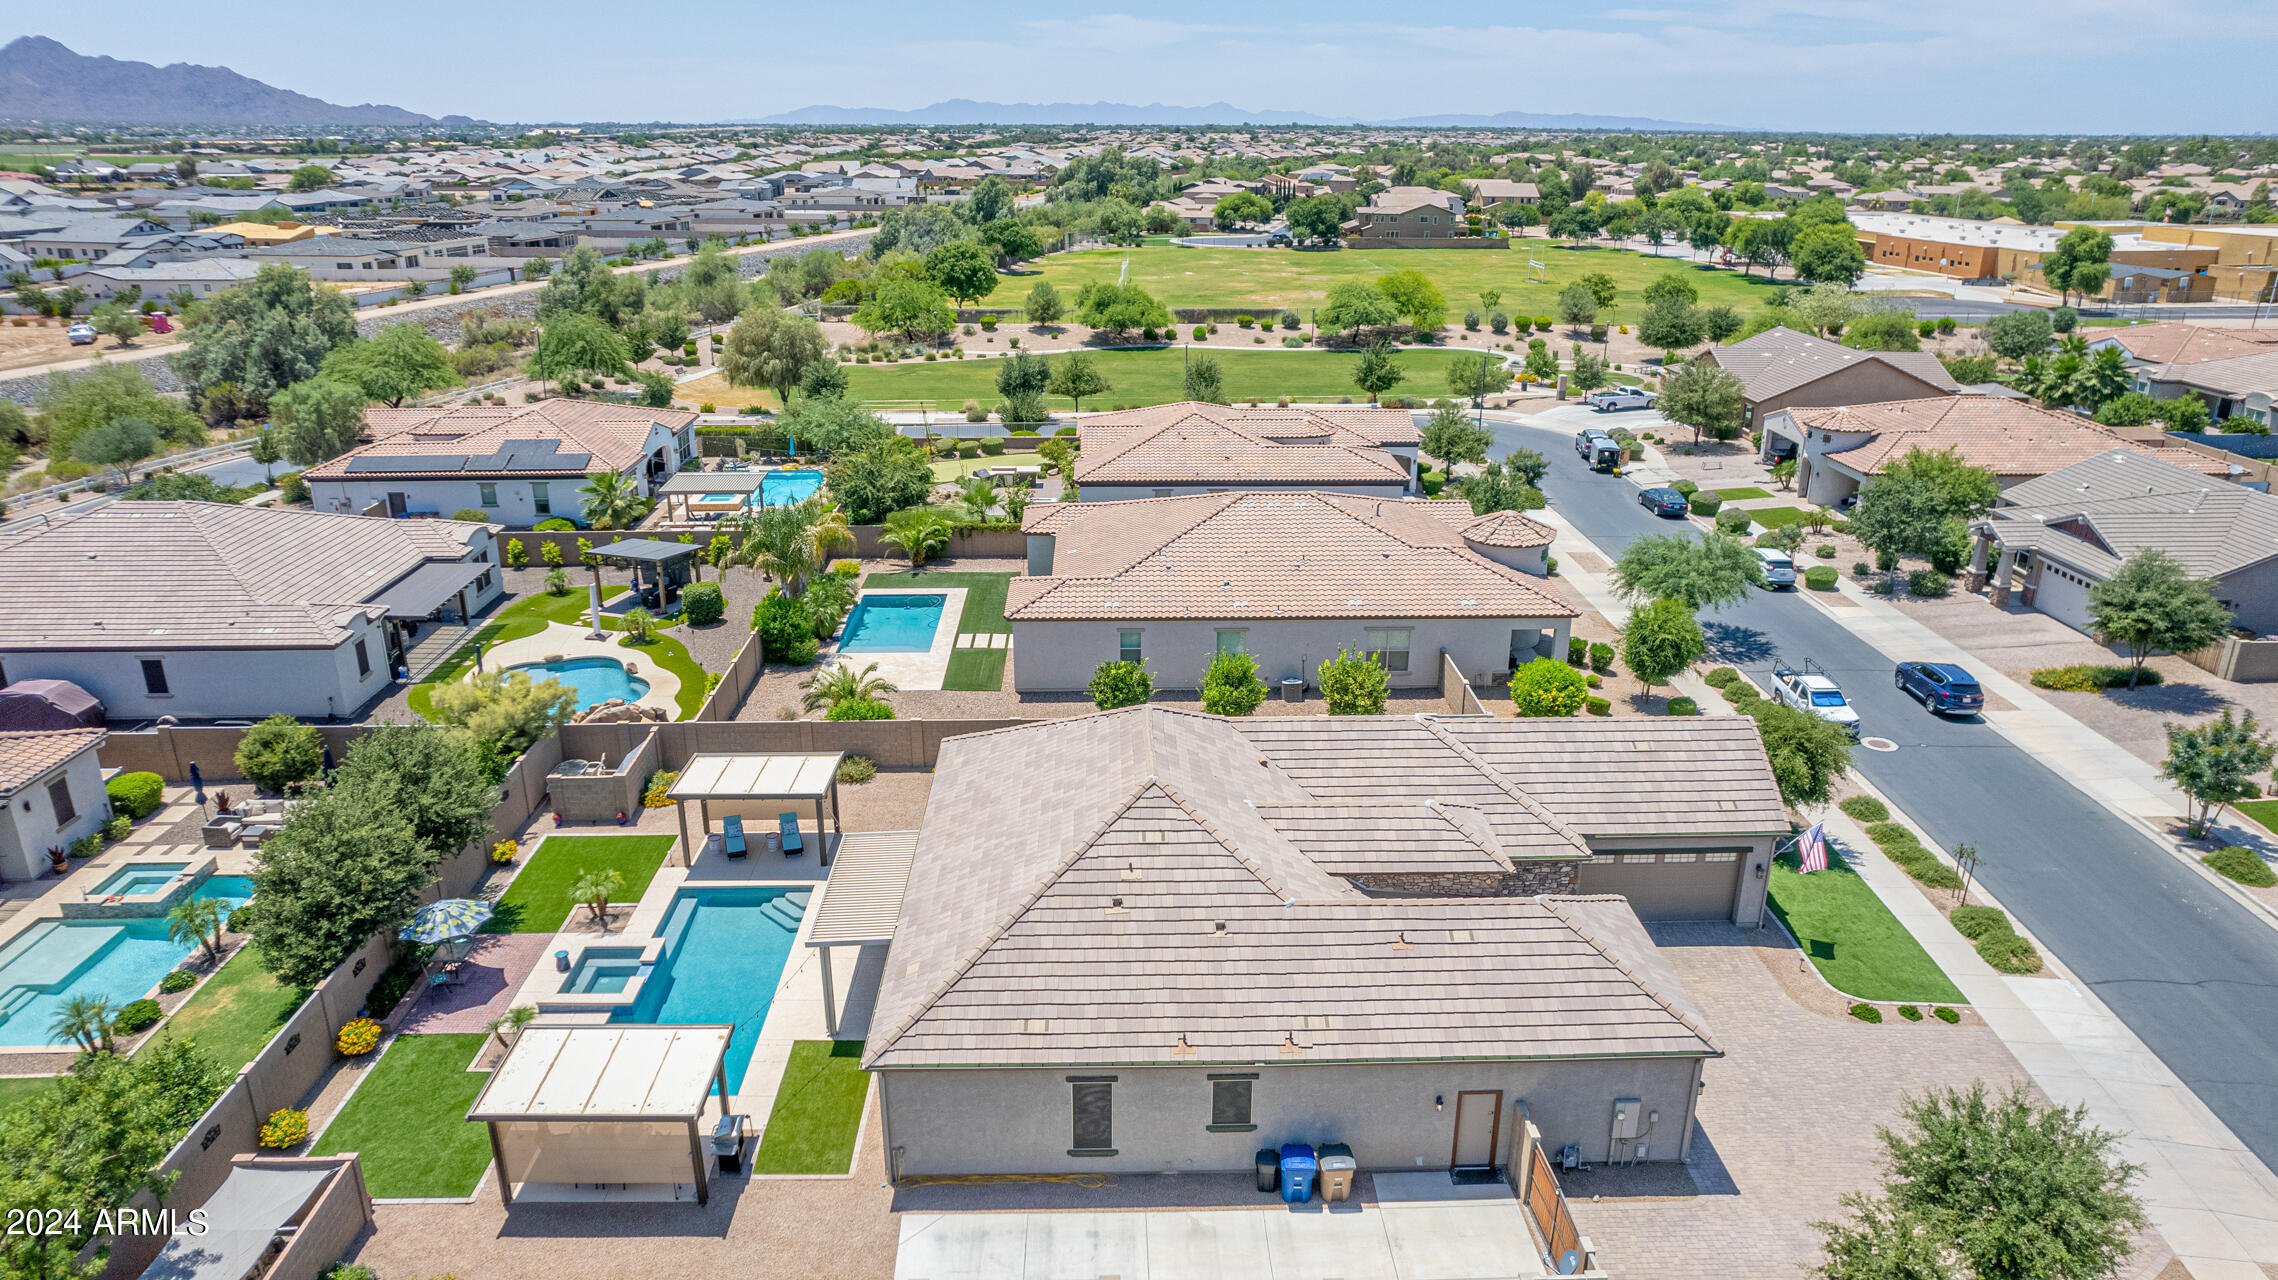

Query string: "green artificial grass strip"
[[1746, 505, 1847, 531], [751, 1041, 871, 1175], [848, 347, 1485, 411], [485, 834, 675, 934], [0, 1076, 57, 1116], [2233, 799, 2278, 835], [860, 571, 1017, 690], [311, 1033, 493, 1198], [943, 648, 1008, 692], [158, 944, 310, 1077], [1707, 487, 1773, 501], [1767, 850, 1965, 1004]]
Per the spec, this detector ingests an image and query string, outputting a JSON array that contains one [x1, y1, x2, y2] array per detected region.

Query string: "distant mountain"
[[747, 100, 1727, 131], [0, 36, 469, 126]]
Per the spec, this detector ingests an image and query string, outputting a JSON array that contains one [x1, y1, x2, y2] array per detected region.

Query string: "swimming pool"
[[755, 469, 826, 507], [561, 946, 646, 995], [505, 656, 650, 711], [91, 862, 189, 898], [611, 887, 809, 1092], [839, 594, 947, 654], [0, 877, 254, 1046]]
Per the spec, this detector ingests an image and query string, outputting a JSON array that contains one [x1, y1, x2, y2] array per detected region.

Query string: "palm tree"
[[579, 472, 647, 530], [800, 661, 899, 715], [729, 497, 852, 596], [51, 996, 116, 1054], [568, 868, 626, 926], [879, 508, 954, 569], [167, 897, 226, 965], [957, 478, 998, 523], [485, 1004, 539, 1053]]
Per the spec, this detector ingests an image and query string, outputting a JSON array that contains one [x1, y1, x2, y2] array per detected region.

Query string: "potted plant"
[[47, 845, 67, 875]]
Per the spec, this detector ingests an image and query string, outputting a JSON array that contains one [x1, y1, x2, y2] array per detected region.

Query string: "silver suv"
[[1755, 548, 1797, 589]]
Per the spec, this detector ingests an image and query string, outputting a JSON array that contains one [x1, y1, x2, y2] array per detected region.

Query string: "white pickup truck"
[[1771, 660, 1861, 737], [1585, 386, 1658, 412]]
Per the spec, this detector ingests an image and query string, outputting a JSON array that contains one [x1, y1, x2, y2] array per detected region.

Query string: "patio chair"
[[721, 815, 747, 859], [778, 812, 804, 858]]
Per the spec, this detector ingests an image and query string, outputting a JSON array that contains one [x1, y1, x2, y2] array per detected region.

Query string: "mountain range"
[[0, 36, 475, 127], [749, 100, 1727, 131]]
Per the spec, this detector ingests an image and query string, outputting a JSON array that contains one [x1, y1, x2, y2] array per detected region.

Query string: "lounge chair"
[[778, 812, 804, 857], [721, 815, 747, 859]]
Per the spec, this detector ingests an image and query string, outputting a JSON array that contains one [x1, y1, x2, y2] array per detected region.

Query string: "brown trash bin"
[[1317, 1142, 1356, 1203]]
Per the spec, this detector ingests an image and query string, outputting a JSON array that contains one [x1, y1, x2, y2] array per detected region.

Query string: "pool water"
[[506, 656, 650, 711], [839, 594, 947, 654], [612, 887, 809, 1092], [562, 946, 645, 995], [0, 877, 254, 1046], [91, 862, 189, 897], [756, 469, 826, 507]]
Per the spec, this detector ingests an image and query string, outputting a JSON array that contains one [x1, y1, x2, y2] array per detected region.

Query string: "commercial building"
[[1851, 212, 2220, 302]]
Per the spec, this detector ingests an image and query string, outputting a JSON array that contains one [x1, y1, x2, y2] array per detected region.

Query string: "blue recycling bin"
[[1279, 1143, 1318, 1204]]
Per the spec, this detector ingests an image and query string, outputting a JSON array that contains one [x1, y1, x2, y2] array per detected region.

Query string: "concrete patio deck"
[[825, 586, 966, 691], [396, 933, 558, 1036]]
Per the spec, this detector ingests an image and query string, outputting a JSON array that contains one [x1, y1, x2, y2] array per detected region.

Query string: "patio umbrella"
[[399, 898, 493, 943]]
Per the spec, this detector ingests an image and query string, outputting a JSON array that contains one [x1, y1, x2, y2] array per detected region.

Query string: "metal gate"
[[1524, 1143, 1583, 1272]]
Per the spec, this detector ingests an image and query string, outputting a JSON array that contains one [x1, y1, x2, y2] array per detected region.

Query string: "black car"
[[1896, 661, 1985, 716], [1638, 487, 1689, 517]]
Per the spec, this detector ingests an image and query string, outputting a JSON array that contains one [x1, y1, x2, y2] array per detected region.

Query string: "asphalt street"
[[1492, 403, 2278, 1175]]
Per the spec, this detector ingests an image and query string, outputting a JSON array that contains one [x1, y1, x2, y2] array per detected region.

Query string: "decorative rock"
[[569, 698, 667, 725]]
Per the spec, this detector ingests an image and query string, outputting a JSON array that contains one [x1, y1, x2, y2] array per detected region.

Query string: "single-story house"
[[0, 502, 503, 722], [0, 728, 108, 882], [1072, 402, 1421, 501], [1970, 449, 2278, 635], [1761, 394, 2234, 508], [862, 705, 1790, 1178], [305, 400, 698, 526], [71, 259, 262, 304], [1011, 491, 1573, 693], [2137, 350, 2278, 431], [1702, 326, 1961, 442]]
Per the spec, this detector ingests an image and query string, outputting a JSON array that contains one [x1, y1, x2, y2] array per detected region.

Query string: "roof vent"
[[1106, 896, 1127, 913], [1390, 931, 1414, 950], [1023, 1018, 1051, 1035], [1171, 1033, 1196, 1056], [1449, 929, 1476, 943], [1212, 920, 1228, 936], [1280, 1033, 1302, 1055], [1122, 862, 1143, 880]]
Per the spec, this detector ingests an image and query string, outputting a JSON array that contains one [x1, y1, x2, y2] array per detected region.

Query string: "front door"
[[1450, 1089, 1503, 1175]]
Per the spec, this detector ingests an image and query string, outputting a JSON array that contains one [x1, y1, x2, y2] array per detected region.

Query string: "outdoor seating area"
[[200, 796, 299, 849], [665, 753, 847, 867]]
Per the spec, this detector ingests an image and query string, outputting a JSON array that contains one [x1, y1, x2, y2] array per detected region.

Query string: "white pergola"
[[666, 752, 845, 866], [802, 829, 919, 1035], [468, 1024, 732, 1208]]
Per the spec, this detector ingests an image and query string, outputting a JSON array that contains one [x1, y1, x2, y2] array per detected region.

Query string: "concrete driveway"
[[894, 1172, 1547, 1280]]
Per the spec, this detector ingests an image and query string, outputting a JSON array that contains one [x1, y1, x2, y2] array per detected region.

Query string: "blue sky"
[[19, 2, 2278, 133]]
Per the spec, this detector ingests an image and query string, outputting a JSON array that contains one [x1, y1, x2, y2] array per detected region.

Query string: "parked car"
[[1266, 231, 1293, 247], [66, 321, 97, 345], [1755, 548, 1797, 589], [1771, 660, 1860, 736], [1586, 386, 1658, 412], [1896, 661, 1985, 716], [1575, 429, 1621, 470], [1638, 487, 1690, 517]]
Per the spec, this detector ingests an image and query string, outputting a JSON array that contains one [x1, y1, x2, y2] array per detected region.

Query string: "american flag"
[[1797, 822, 1829, 874]]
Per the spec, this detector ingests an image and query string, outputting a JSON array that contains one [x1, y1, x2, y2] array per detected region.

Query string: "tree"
[[579, 471, 645, 530], [1792, 284, 1859, 337], [800, 661, 899, 715], [530, 312, 630, 388], [978, 219, 1044, 266], [269, 376, 366, 466], [1637, 296, 1705, 361], [1421, 403, 1493, 464], [1576, 272, 1619, 311], [70, 417, 162, 482], [1810, 1194, 1956, 1280], [428, 670, 578, 754], [1377, 269, 1447, 330], [1620, 598, 1706, 697], [1201, 650, 1268, 716], [1611, 532, 1764, 610], [1318, 281, 1400, 336], [721, 305, 828, 404], [166, 895, 227, 965], [1446, 353, 1513, 408], [234, 714, 323, 793], [247, 425, 282, 482], [2074, 345, 2132, 413], [965, 174, 1015, 225], [247, 775, 425, 988], [1790, 223, 1868, 285], [1074, 281, 1171, 336], [1744, 699, 1854, 806], [1459, 458, 1547, 514], [1523, 337, 1561, 384], [1984, 310, 2055, 362], [1556, 281, 1599, 328], [91, 303, 143, 347], [173, 263, 356, 409], [1841, 310, 1922, 352], [2040, 226, 2115, 307], [331, 724, 501, 870], [286, 164, 334, 192], [1351, 340, 1405, 403], [1657, 361, 1746, 443], [449, 263, 478, 293], [571, 867, 627, 925], [997, 349, 1053, 422], [2162, 709, 2277, 837], [1883, 447, 2000, 521], [2089, 549, 2236, 687], [1025, 280, 1064, 327], [924, 241, 998, 307], [825, 436, 933, 524], [800, 359, 849, 400], [2154, 395, 2212, 433], [1567, 345, 1611, 394], [1211, 191, 1272, 229], [50, 995, 117, 1056], [880, 507, 954, 567], [854, 275, 958, 342], [1283, 195, 1344, 245], [1510, 657, 1588, 715], [728, 497, 853, 593], [320, 322, 460, 407], [1640, 275, 1699, 310], [1699, 304, 1744, 343], [1046, 350, 1111, 410], [1183, 352, 1226, 404]]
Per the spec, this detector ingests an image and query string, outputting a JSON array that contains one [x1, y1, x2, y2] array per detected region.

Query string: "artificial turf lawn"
[[486, 834, 676, 934], [847, 346, 1482, 412], [862, 570, 1014, 691], [1745, 505, 1847, 531], [311, 1033, 493, 1198], [2234, 799, 2278, 835], [0, 1076, 54, 1116], [751, 1040, 870, 1175], [408, 583, 709, 721], [1767, 850, 1965, 1004], [158, 944, 310, 1077], [1706, 487, 1774, 501]]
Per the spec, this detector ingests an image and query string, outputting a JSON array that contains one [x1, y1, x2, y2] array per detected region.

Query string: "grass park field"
[[847, 346, 1482, 411]]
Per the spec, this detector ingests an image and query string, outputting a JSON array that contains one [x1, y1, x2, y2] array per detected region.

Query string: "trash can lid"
[[1279, 1143, 1316, 1164], [1317, 1142, 1353, 1160]]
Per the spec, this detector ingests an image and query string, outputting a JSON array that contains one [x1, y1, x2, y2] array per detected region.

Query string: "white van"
[[1755, 547, 1797, 589]]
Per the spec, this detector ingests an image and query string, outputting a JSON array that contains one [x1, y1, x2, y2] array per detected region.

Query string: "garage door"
[[2029, 563, 2096, 633], [1576, 851, 1744, 920]]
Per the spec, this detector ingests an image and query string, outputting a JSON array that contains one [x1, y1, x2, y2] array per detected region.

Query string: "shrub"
[[452, 508, 490, 522], [1585, 672, 1602, 688], [259, 1107, 310, 1150], [2030, 664, 2160, 692], [113, 998, 162, 1036], [1671, 480, 1699, 496], [1236, 315, 1256, 329], [1716, 507, 1752, 535], [1568, 637, 1589, 666], [544, 567, 570, 595], [824, 697, 895, 721], [1949, 905, 2011, 939], [1089, 659, 1153, 710], [1587, 642, 1615, 673], [1900, 1004, 1928, 1023], [534, 517, 578, 532], [363, 955, 421, 1019], [106, 771, 164, 820], [1976, 930, 2043, 974], [1849, 1003, 1883, 1023], [490, 838, 519, 864], [755, 589, 811, 661], [1853, 561, 1871, 576], [1192, 324, 1208, 340], [1511, 657, 1588, 716], [1688, 493, 1723, 517], [837, 755, 878, 784], [104, 814, 131, 842], [1933, 1005, 1960, 1022], [1908, 569, 1951, 597], [2205, 845, 2278, 887], [335, 1017, 382, 1056], [1317, 648, 1390, 716], [1665, 696, 1698, 716], [278, 472, 309, 503], [1281, 311, 1301, 329], [1837, 795, 1890, 823], [1201, 650, 1269, 717], [235, 716, 324, 794], [161, 968, 199, 994], [1815, 544, 1836, 558], [1865, 821, 1919, 848], [1584, 696, 1612, 715], [70, 832, 101, 858], [1703, 666, 1741, 689], [1891, 845, 1965, 891], [641, 771, 675, 808], [980, 437, 1006, 456], [784, 636, 820, 666], [681, 581, 725, 626], [1804, 566, 1838, 590]]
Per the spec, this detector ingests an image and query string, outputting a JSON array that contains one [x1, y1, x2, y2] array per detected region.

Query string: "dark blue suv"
[[1895, 661, 1985, 716]]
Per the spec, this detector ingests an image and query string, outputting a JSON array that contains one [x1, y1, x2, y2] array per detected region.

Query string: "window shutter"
[[1070, 1081, 1113, 1153]]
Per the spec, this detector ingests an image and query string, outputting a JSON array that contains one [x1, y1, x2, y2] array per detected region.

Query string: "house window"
[[1215, 630, 1246, 657], [48, 778, 75, 826], [1152, 489, 1172, 499], [140, 658, 170, 696], [1706, 851, 1740, 863], [354, 638, 371, 678], [476, 570, 493, 593], [1364, 628, 1411, 673], [531, 483, 551, 515], [478, 482, 498, 507], [1208, 1075, 1257, 1132], [1119, 630, 1143, 665], [1068, 1078, 1116, 1155]]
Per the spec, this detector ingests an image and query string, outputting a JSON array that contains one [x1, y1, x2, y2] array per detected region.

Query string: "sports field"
[[846, 346, 1481, 410]]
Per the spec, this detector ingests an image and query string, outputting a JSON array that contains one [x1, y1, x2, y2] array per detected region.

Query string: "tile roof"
[[1075, 402, 1413, 487], [1785, 395, 2236, 480], [1986, 449, 2278, 579], [0, 729, 105, 799], [1703, 326, 1961, 403], [308, 400, 696, 482], [1458, 509, 1556, 549], [0, 502, 490, 651], [865, 707, 1747, 1071], [1010, 492, 1575, 623], [2148, 349, 2278, 397]]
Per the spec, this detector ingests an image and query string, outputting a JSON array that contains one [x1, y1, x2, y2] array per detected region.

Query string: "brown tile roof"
[[309, 399, 697, 481], [2092, 322, 2278, 366], [1010, 492, 1575, 623], [1987, 449, 2278, 580], [1786, 396, 2236, 480], [864, 707, 1736, 1070], [0, 728, 105, 799], [1459, 509, 1556, 549], [2149, 349, 2278, 397], [1075, 402, 1411, 487], [1703, 326, 1961, 402], [0, 502, 491, 651]]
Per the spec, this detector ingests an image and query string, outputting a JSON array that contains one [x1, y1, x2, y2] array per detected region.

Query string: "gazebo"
[[590, 537, 703, 614], [666, 752, 846, 866], [655, 469, 768, 525]]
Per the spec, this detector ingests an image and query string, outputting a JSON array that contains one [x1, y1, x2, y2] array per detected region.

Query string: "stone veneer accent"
[[1344, 861, 1581, 898]]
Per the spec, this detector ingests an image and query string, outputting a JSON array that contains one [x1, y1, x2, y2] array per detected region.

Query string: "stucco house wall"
[[308, 423, 689, 524], [1, 744, 108, 881], [1010, 615, 1570, 693]]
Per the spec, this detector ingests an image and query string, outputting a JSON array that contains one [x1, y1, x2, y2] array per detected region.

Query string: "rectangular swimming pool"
[[611, 886, 810, 1092], [0, 877, 254, 1046], [839, 593, 947, 653], [756, 469, 826, 507]]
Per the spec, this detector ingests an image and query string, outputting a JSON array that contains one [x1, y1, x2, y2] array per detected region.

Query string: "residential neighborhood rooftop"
[[1706, 325, 1963, 402], [310, 400, 697, 481], [1786, 395, 2239, 479], [1073, 401, 1416, 487], [1985, 448, 2278, 579]]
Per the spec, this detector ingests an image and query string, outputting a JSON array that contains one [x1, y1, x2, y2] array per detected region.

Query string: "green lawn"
[[1767, 850, 1965, 1004], [311, 1033, 493, 1198], [2235, 799, 2278, 834], [862, 570, 1015, 691], [1707, 487, 1774, 502], [991, 244, 1784, 318], [0, 1076, 56, 1116], [409, 583, 709, 721], [486, 834, 675, 934], [751, 1041, 870, 1175], [158, 944, 310, 1077], [1745, 505, 1848, 531], [848, 347, 1481, 412]]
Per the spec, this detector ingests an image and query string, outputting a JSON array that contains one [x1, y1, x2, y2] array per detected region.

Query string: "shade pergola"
[[656, 470, 768, 524], [138, 1165, 330, 1280], [667, 752, 845, 865], [467, 1024, 732, 1207], [803, 829, 919, 1035]]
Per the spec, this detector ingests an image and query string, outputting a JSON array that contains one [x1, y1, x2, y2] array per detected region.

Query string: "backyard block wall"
[[558, 717, 1033, 772]]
